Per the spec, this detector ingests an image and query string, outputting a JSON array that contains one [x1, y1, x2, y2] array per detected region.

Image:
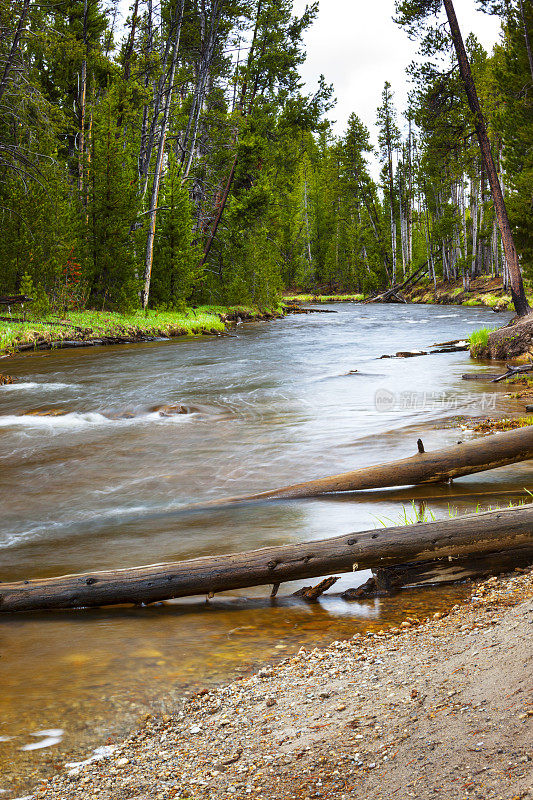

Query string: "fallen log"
[[430, 343, 469, 354], [462, 373, 502, 381], [200, 426, 533, 505], [0, 294, 33, 306], [462, 365, 533, 383], [362, 263, 428, 304], [1, 506, 532, 613]]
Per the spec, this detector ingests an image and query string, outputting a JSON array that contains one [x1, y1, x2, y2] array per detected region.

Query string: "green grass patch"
[[375, 494, 532, 528], [284, 293, 364, 303], [462, 294, 512, 309], [505, 374, 533, 388], [469, 326, 497, 357], [0, 306, 263, 353], [482, 294, 502, 308]]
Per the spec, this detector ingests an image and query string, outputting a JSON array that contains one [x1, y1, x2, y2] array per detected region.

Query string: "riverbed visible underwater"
[[1, 303, 530, 796]]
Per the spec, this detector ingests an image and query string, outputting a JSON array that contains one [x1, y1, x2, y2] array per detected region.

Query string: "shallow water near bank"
[[0, 303, 530, 796]]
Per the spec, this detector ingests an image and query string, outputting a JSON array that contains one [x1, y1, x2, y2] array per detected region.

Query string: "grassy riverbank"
[[34, 568, 533, 800], [284, 292, 364, 303], [285, 275, 533, 311], [0, 305, 284, 356], [404, 274, 533, 310]]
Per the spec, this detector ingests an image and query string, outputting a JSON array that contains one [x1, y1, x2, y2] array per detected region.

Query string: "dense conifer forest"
[[0, 0, 531, 313]]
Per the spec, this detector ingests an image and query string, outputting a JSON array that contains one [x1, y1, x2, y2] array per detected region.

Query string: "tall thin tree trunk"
[[388, 151, 396, 283], [0, 0, 30, 104], [442, 0, 530, 317], [78, 0, 88, 198], [303, 176, 312, 269], [470, 168, 478, 280], [141, 0, 185, 309], [181, 3, 220, 182], [492, 217, 499, 277], [138, 0, 153, 184], [140, 2, 178, 199], [407, 120, 413, 268], [199, 0, 263, 268], [518, 0, 533, 81]]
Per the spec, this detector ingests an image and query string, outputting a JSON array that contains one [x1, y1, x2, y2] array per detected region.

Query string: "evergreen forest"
[[1, 0, 532, 313]]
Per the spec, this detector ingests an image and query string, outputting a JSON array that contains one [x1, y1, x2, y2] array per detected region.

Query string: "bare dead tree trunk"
[[181, 2, 221, 182], [199, 0, 263, 268], [77, 0, 88, 198], [197, 424, 533, 505], [518, 0, 533, 81], [303, 174, 312, 269], [442, 0, 530, 317], [139, 1, 179, 199], [470, 166, 478, 280], [141, 0, 185, 309], [138, 0, 153, 185], [2, 505, 532, 612], [388, 147, 396, 283], [407, 119, 413, 267], [0, 0, 30, 105]]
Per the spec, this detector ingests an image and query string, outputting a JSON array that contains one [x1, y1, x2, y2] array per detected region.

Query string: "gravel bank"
[[31, 570, 532, 800]]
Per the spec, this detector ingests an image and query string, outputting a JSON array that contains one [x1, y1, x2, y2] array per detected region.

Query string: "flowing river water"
[[1, 303, 531, 796]]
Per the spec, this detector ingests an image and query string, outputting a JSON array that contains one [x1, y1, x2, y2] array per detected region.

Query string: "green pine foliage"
[[152, 152, 202, 309], [0, 0, 530, 313]]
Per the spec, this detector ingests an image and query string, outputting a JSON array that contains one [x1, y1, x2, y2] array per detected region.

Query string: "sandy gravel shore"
[[32, 569, 532, 800]]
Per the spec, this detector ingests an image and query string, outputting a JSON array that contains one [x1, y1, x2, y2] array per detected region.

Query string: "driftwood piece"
[[200, 426, 533, 505], [1, 506, 532, 613], [293, 576, 339, 602], [491, 364, 533, 383]]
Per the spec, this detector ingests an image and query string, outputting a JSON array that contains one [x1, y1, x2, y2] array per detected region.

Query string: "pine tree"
[[395, 0, 530, 315], [377, 82, 401, 283]]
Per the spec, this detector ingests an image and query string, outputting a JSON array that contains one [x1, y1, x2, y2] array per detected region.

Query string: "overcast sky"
[[292, 0, 502, 144]]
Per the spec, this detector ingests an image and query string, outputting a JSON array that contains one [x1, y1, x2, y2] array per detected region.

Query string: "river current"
[[0, 303, 530, 795]]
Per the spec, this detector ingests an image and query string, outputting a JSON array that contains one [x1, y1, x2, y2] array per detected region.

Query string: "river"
[[0, 303, 529, 796]]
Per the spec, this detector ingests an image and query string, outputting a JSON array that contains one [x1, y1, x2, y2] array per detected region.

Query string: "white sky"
[[292, 0, 502, 145]]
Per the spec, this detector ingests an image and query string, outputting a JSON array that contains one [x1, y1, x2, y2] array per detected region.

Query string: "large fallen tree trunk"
[[1, 506, 532, 613], [203, 426, 533, 505]]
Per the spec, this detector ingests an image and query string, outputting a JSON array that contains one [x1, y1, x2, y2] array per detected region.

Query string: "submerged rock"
[[151, 403, 189, 417], [21, 407, 68, 417], [395, 350, 427, 358]]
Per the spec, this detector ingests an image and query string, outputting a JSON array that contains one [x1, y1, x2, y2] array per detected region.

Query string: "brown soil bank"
[[404, 275, 533, 361], [35, 569, 533, 800], [404, 274, 525, 311], [476, 313, 533, 362]]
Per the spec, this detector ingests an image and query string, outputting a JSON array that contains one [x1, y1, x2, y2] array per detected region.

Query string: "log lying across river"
[[203, 425, 533, 505], [1, 505, 532, 613]]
